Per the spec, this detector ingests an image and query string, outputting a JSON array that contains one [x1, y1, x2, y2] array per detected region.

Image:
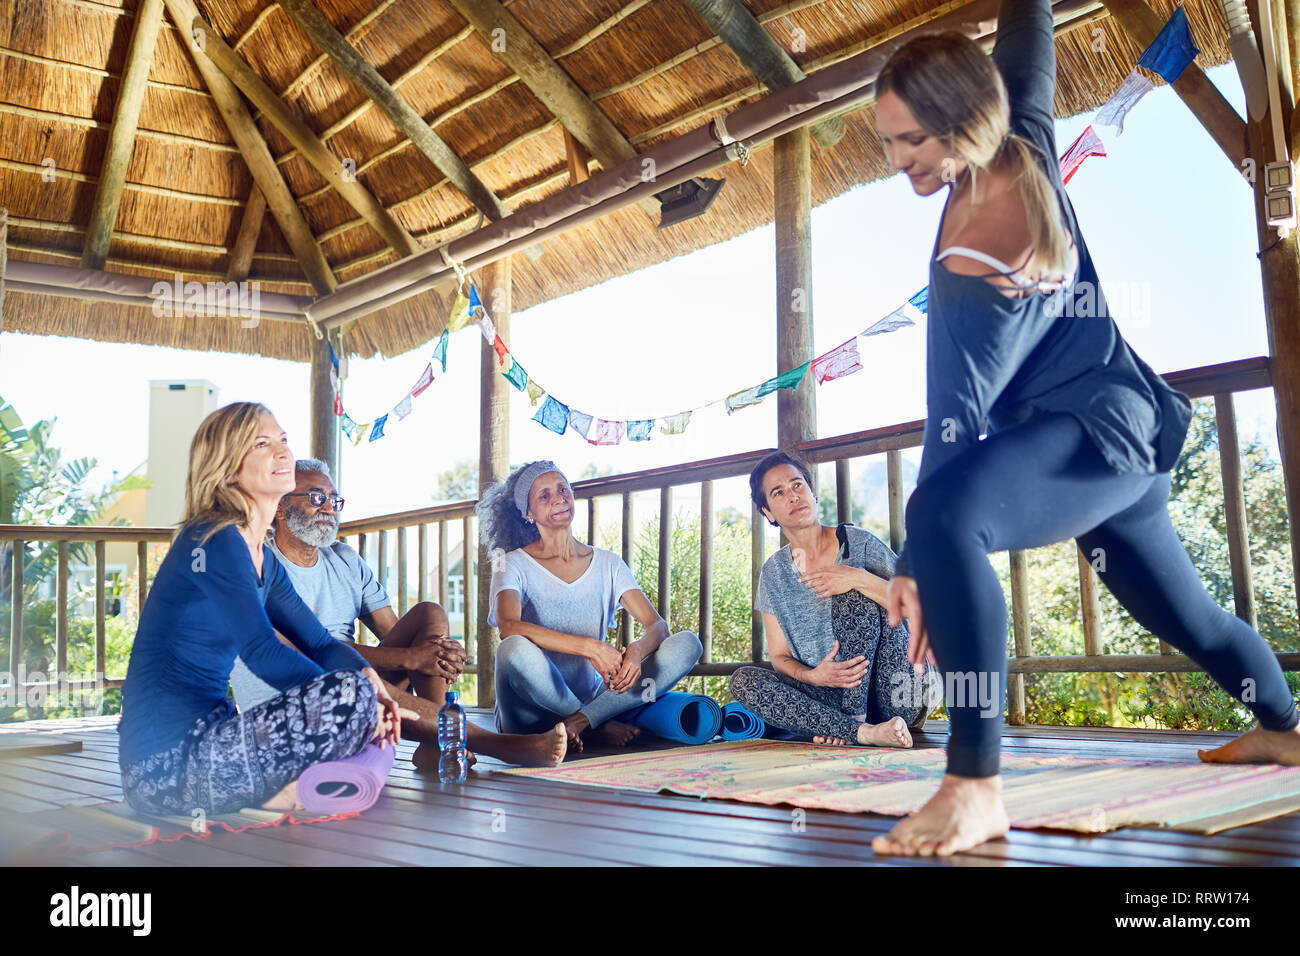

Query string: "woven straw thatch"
[[1, 0, 1235, 360]]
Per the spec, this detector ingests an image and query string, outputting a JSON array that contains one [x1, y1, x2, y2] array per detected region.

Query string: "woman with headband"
[[871, 0, 1299, 856], [480, 461, 703, 751]]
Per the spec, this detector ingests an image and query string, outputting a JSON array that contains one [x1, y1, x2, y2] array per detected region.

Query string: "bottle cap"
[[445, 691, 458, 704]]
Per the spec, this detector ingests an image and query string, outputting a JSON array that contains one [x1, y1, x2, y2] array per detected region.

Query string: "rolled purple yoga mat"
[[297, 743, 396, 814]]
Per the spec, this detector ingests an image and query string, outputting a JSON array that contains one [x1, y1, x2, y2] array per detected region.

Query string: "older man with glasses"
[[230, 459, 567, 769]]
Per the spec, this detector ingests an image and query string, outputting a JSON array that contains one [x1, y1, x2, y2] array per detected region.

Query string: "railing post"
[[587, 496, 598, 546], [377, 529, 388, 591], [699, 479, 714, 664], [438, 520, 449, 609], [417, 523, 427, 605], [835, 458, 850, 525], [886, 449, 905, 554], [658, 486, 672, 623], [95, 540, 106, 683], [1078, 548, 1103, 656], [462, 513, 475, 663], [1008, 550, 1031, 725], [57, 542, 69, 686], [396, 525, 408, 616], [9, 539, 23, 684], [751, 501, 766, 662], [620, 491, 633, 648], [1214, 392, 1257, 628]]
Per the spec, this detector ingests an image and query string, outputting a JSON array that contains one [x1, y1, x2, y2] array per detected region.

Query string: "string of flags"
[[331, 7, 1198, 449], [1055, 5, 1200, 184]]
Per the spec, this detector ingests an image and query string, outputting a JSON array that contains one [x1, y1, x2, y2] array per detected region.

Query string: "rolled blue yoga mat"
[[619, 692, 723, 745], [720, 701, 764, 740]]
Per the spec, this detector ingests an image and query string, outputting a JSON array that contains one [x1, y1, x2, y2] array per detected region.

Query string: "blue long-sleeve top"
[[894, 0, 1193, 576], [117, 522, 368, 765]]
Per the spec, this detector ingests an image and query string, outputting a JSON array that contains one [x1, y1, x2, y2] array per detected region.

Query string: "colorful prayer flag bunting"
[[333, 392, 343, 416], [341, 414, 360, 442], [351, 422, 370, 446], [478, 313, 496, 344], [1137, 6, 1199, 84], [525, 379, 546, 406], [812, 338, 862, 385], [627, 419, 654, 441], [468, 283, 484, 316], [329, 366, 339, 394], [862, 305, 915, 337], [393, 395, 413, 421], [568, 408, 593, 439], [907, 287, 929, 315], [412, 363, 435, 397], [590, 419, 625, 446], [659, 411, 692, 435], [534, 395, 569, 434], [432, 330, 449, 372], [757, 360, 810, 397], [1095, 69, 1154, 135], [725, 383, 765, 414], [504, 358, 528, 391], [492, 335, 509, 368], [327, 341, 339, 370], [369, 414, 387, 441], [1059, 125, 1106, 184], [447, 290, 474, 332]]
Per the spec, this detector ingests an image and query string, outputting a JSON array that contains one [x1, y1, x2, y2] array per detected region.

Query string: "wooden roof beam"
[[444, 0, 659, 217], [226, 185, 267, 282], [684, 0, 845, 149], [160, 0, 336, 295], [194, 15, 422, 260], [275, 0, 513, 224], [81, 0, 166, 269], [1099, 0, 1247, 168]]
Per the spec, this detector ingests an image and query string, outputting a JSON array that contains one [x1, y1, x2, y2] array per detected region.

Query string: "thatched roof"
[[1, 0, 1235, 361]]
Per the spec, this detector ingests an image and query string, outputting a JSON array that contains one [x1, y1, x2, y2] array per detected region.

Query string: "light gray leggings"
[[730, 591, 936, 740]]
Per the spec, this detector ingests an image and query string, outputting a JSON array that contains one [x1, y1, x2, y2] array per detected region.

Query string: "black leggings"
[[905, 412, 1298, 778]]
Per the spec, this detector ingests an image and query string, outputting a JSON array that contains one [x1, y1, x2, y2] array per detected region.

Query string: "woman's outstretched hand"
[[886, 576, 935, 672]]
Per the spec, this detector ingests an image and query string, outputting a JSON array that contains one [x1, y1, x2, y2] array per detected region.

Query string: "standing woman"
[[118, 403, 408, 815], [480, 461, 703, 751], [873, 0, 1300, 856]]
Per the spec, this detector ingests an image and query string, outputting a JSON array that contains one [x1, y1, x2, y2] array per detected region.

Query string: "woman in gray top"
[[730, 453, 938, 747], [481, 460, 702, 752]]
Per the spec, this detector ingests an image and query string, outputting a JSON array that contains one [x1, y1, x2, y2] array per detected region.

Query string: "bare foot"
[[588, 719, 641, 746], [812, 735, 851, 746], [872, 774, 1010, 857], [412, 744, 478, 773], [477, 724, 568, 767], [261, 780, 303, 812], [562, 713, 590, 752], [1198, 724, 1300, 765], [857, 716, 912, 748]]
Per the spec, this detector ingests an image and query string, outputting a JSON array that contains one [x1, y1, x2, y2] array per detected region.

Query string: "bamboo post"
[[658, 486, 672, 622], [476, 256, 511, 704], [774, 127, 817, 453], [699, 479, 714, 664], [1077, 548, 1103, 657], [1214, 393, 1257, 627], [887, 449, 905, 554], [95, 540, 106, 682], [226, 185, 265, 281], [1008, 550, 1031, 725], [620, 492, 633, 647], [751, 502, 766, 661], [417, 523, 428, 604], [8, 540, 21, 683], [835, 458, 850, 524], [57, 542, 68, 684], [396, 525, 408, 616]]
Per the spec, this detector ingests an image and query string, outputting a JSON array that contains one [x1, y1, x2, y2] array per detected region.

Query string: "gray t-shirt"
[[488, 546, 640, 708], [230, 538, 390, 709], [755, 525, 897, 667]]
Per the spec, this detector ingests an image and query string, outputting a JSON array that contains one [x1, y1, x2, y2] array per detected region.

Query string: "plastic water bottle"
[[437, 691, 468, 784]]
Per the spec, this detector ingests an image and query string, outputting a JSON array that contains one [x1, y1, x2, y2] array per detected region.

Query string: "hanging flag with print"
[[369, 414, 388, 442], [468, 283, 485, 317], [862, 305, 915, 337], [492, 335, 510, 368], [329, 366, 340, 395], [333, 392, 343, 416], [525, 379, 546, 406], [627, 419, 654, 441], [1137, 6, 1199, 84], [1095, 69, 1155, 135], [504, 357, 528, 391], [725, 383, 765, 414], [341, 414, 361, 442], [478, 312, 496, 344], [1058, 125, 1107, 184], [568, 408, 593, 439], [432, 330, 449, 373], [756, 360, 810, 397], [907, 287, 929, 315], [327, 341, 339, 371], [534, 395, 569, 434], [659, 411, 692, 435], [412, 363, 435, 397], [812, 338, 862, 385], [351, 422, 370, 446], [446, 289, 474, 332], [393, 395, 413, 421], [589, 419, 625, 446]]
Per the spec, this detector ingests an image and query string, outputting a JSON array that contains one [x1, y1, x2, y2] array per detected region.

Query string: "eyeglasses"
[[284, 491, 345, 512]]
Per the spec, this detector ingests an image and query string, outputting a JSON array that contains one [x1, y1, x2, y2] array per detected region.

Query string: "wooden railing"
[[2, 357, 1295, 719]]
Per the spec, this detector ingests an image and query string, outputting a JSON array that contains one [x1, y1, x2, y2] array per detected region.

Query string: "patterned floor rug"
[[499, 739, 1300, 834]]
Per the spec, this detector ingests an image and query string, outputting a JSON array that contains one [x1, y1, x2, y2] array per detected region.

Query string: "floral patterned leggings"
[[730, 590, 938, 741], [121, 669, 377, 816]]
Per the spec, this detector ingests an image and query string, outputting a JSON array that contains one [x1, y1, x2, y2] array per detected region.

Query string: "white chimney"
[[146, 380, 218, 528]]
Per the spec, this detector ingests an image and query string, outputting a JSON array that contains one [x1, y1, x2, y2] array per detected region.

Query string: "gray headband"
[[513, 460, 562, 519]]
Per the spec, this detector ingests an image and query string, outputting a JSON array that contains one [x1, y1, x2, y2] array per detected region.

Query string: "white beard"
[[284, 505, 339, 548]]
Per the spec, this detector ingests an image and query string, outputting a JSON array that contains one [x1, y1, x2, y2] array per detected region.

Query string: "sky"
[[0, 64, 1282, 529]]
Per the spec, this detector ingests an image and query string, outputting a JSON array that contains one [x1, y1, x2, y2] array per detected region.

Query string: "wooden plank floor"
[[2, 714, 1298, 866]]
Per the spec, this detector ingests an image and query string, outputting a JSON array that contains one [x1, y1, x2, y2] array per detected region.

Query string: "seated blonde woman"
[[480, 460, 703, 752], [117, 402, 410, 815]]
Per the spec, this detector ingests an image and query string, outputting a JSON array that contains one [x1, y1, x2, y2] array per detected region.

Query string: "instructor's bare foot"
[[813, 736, 850, 746], [1198, 724, 1300, 766], [857, 716, 912, 748], [589, 719, 641, 746], [872, 774, 1009, 857], [479, 724, 568, 767], [261, 780, 303, 812]]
